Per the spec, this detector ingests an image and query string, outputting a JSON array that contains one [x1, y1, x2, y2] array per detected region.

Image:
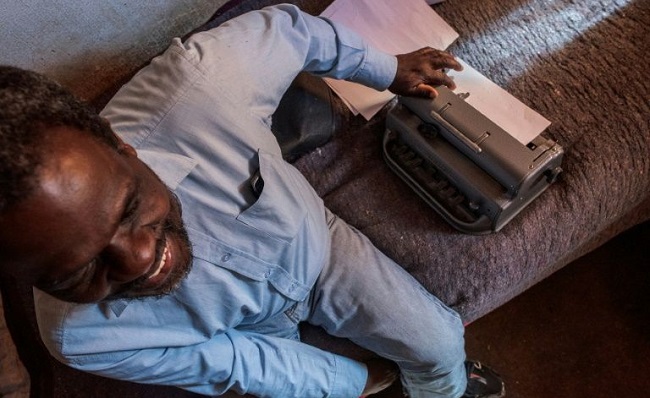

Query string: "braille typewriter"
[[383, 86, 564, 234]]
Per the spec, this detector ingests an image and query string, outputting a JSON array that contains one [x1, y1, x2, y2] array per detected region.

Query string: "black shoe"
[[461, 360, 505, 398]]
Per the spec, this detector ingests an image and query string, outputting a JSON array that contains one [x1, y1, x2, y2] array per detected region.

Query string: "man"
[[0, 4, 504, 398]]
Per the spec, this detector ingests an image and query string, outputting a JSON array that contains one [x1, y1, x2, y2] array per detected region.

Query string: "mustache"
[[149, 191, 185, 270]]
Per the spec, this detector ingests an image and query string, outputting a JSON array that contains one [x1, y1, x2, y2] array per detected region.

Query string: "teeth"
[[148, 246, 168, 279]]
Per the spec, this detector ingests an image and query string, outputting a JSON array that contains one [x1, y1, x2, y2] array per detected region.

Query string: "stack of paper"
[[320, 0, 550, 145]]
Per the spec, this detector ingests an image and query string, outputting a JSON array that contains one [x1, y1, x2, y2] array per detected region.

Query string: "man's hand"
[[360, 358, 399, 397], [388, 47, 463, 98]]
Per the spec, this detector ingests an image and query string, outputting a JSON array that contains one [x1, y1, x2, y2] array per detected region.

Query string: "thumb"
[[411, 83, 438, 98]]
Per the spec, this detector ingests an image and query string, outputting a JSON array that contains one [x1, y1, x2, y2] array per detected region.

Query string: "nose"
[[102, 226, 158, 283]]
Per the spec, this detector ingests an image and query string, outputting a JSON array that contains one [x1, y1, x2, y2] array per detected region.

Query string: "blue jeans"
[[250, 210, 467, 397]]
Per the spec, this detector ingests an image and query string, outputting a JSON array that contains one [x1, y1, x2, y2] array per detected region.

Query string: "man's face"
[[0, 126, 192, 303]]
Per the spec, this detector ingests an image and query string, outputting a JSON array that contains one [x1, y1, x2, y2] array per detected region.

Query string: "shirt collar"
[[136, 149, 198, 190], [103, 299, 130, 317]]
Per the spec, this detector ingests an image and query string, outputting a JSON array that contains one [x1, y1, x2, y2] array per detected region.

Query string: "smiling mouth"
[[148, 243, 170, 280]]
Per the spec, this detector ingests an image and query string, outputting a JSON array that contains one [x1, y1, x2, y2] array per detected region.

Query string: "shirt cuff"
[[352, 46, 398, 92], [330, 354, 368, 398]]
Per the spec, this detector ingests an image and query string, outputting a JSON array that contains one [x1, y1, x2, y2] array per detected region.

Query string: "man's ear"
[[113, 133, 137, 157], [101, 116, 137, 157], [118, 140, 137, 157]]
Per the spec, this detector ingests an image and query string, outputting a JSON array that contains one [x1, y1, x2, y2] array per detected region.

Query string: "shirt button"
[[221, 253, 231, 262], [263, 271, 271, 278]]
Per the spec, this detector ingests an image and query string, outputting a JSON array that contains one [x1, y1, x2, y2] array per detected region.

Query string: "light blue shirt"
[[35, 4, 398, 397]]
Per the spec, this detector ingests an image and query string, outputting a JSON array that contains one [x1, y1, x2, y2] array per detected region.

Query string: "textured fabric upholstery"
[[2, 0, 648, 396]]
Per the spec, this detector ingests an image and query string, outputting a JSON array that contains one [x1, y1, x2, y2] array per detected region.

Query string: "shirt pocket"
[[236, 150, 307, 244]]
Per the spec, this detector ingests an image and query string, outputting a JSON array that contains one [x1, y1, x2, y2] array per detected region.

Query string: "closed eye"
[[39, 259, 97, 295], [121, 194, 141, 225], [120, 177, 142, 225]]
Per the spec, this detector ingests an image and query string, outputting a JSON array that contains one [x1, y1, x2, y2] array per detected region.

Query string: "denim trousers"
[[250, 209, 467, 397]]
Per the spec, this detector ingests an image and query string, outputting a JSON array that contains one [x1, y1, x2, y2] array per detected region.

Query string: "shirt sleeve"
[[35, 282, 369, 398], [178, 3, 397, 122], [59, 329, 367, 397]]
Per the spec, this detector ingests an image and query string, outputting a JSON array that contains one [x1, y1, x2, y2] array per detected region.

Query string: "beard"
[[110, 190, 193, 300]]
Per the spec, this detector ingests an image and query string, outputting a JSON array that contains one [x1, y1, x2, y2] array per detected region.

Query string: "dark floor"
[[462, 221, 650, 398]]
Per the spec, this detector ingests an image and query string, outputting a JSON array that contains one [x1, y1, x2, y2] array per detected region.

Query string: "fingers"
[[418, 47, 463, 72], [389, 47, 462, 98], [412, 69, 456, 98], [414, 83, 438, 99], [421, 68, 457, 91]]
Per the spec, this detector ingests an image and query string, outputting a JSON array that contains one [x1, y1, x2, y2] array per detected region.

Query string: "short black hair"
[[0, 66, 118, 212]]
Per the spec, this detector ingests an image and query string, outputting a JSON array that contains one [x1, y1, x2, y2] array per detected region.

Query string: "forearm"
[[60, 329, 367, 397], [182, 4, 397, 115]]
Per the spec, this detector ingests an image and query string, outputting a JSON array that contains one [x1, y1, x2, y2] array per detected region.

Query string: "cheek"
[[51, 285, 112, 303], [51, 269, 114, 304]]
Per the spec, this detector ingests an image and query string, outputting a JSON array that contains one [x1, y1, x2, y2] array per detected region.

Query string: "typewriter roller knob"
[[545, 166, 563, 184], [417, 123, 439, 138]]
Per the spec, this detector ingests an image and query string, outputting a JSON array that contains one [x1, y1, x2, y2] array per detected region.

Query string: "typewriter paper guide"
[[320, 0, 550, 145], [448, 60, 551, 145]]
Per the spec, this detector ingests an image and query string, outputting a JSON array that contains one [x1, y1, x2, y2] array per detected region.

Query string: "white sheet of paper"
[[449, 59, 550, 144], [320, 0, 551, 142], [320, 0, 458, 120]]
